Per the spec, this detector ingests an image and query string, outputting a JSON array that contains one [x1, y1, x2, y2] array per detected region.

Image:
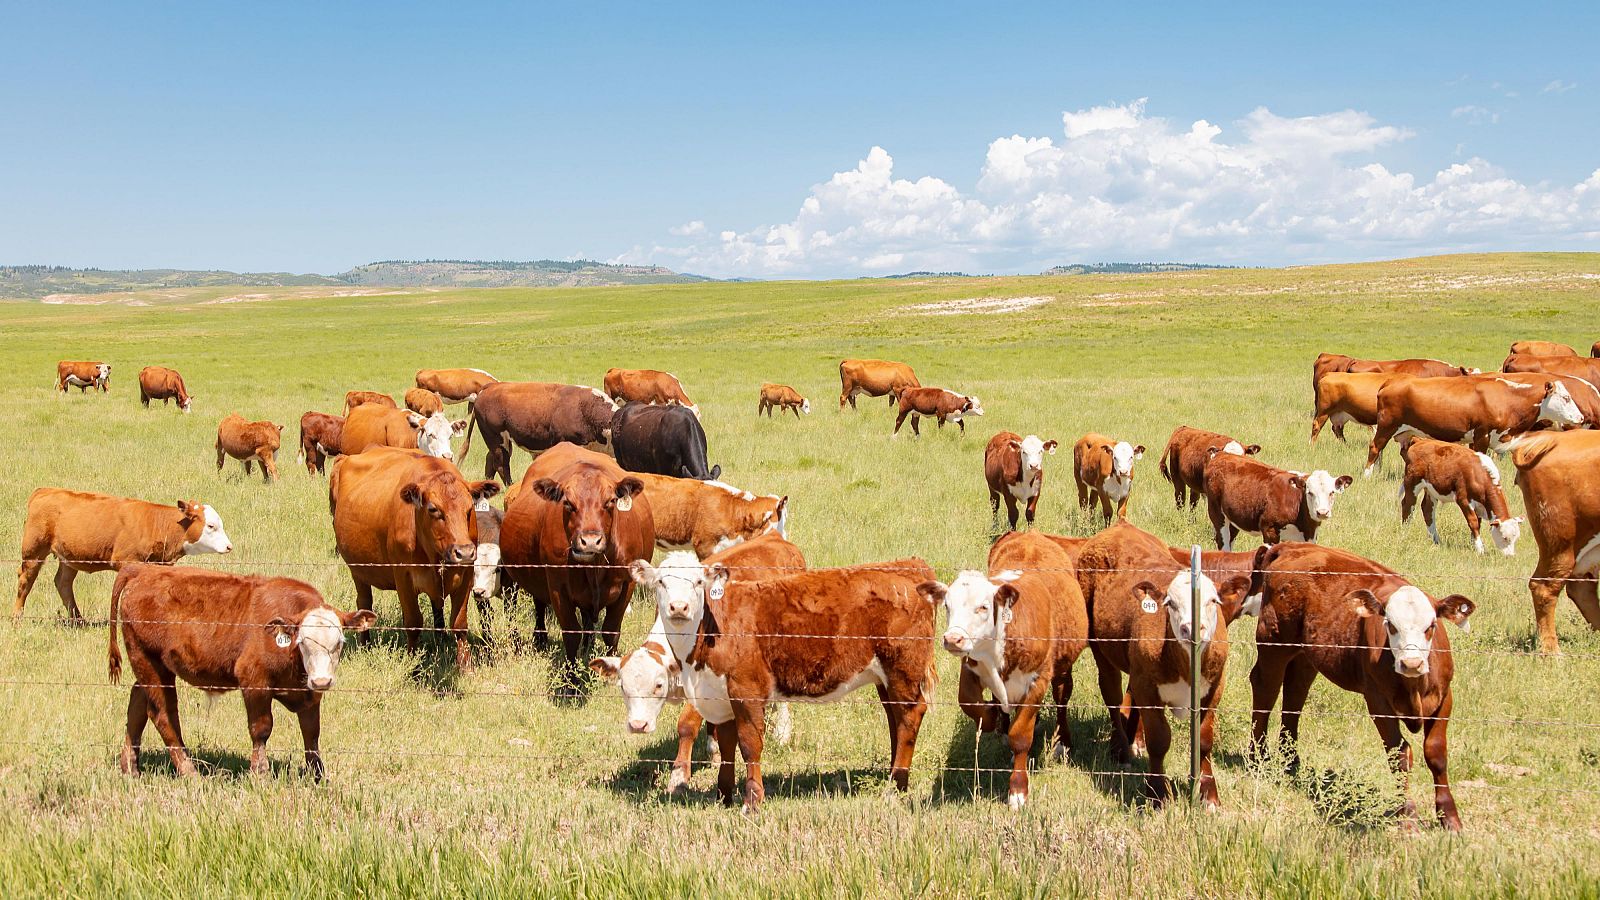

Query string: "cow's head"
[[1295, 470, 1352, 521], [631, 551, 709, 623], [962, 396, 985, 416], [1009, 435, 1058, 480], [267, 606, 377, 692], [1539, 380, 1585, 429], [800, 399, 811, 414], [400, 472, 500, 565], [1487, 516, 1523, 556], [1351, 586, 1474, 678], [533, 466, 644, 561], [178, 501, 233, 555], [411, 411, 457, 460], [178, 394, 193, 413], [917, 571, 1016, 658], [591, 640, 680, 734], [1111, 441, 1145, 478], [471, 541, 502, 598], [1222, 440, 1261, 456], [1132, 570, 1245, 647], [95, 363, 110, 383]]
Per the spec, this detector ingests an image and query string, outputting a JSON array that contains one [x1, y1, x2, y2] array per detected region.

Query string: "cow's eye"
[[974, 606, 987, 615]]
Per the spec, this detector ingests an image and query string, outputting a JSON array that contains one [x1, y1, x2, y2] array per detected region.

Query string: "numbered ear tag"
[[999, 608, 1013, 624], [473, 497, 491, 512], [616, 494, 633, 512], [275, 632, 293, 648], [1140, 596, 1159, 615], [709, 583, 725, 600]]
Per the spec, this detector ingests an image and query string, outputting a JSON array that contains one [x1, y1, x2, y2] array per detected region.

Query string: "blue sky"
[[2, 1, 1596, 277]]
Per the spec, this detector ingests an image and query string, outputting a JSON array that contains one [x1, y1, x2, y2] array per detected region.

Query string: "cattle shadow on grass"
[[927, 708, 1147, 808], [601, 734, 897, 806], [1242, 747, 1400, 832], [123, 748, 312, 781]]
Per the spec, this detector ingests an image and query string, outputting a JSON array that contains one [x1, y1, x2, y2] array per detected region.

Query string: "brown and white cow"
[[918, 531, 1087, 809], [1510, 340, 1577, 358], [297, 411, 345, 475], [591, 534, 805, 794], [1496, 370, 1600, 426], [342, 390, 396, 415], [604, 368, 699, 417], [498, 443, 654, 665], [1203, 451, 1351, 549], [1509, 430, 1600, 653], [1248, 542, 1474, 830], [329, 446, 500, 666], [416, 368, 498, 404], [462, 381, 620, 484], [1073, 433, 1144, 522], [1159, 425, 1261, 508], [404, 387, 445, 417], [107, 564, 375, 779], [216, 414, 284, 482], [341, 405, 463, 460], [893, 387, 983, 436], [1365, 374, 1585, 475], [1399, 436, 1521, 555], [1313, 353, 1474, 391], [138, 366, 192, 412], [1073, 522, 1252, 807], [839, 358, 920, 409], [632, 472, 787, 557], [16, 488, 233, 624], [56, 360, 110, 393], [984, 431, 1058, 530], [1310, 372, 1405, 444], [758, 382, 810, 418], [634, 552, 937, 811], [1502, 353, 1600, 389]]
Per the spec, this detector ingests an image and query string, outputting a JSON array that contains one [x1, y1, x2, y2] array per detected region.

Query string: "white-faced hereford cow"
[[1398, 436, 1521, 555], [329, 447, 500, 666], [108, 564, 375, 779], [917, 531, 1087, 809], [462, 381, 620, 484], [1203, 452, 1351, 549], [1365, 374, 1586, 475], [893, 387, 983, 436], [1501, 353, 1600, 389], [604, 368, 699, 417], [1159, 425, 1261, 509], [839, 358, 920, 409], [758, 383, 809, 418], [56, 360, 110, 393], [984, 431, 1058, 530], [1248, 542, 1474, 830], [138, 366, 192, 412], [216, 414, 284, 483], [1073, 433, 1144, 522], [631, 472, 787, 557], [16, 489, 232, 624], [341, 405, 462, 461], [1510, 430, 1600, 654], [297, 411, 345, 476], [634, 552, 938, 811], [1310, 372, 1406, 444]]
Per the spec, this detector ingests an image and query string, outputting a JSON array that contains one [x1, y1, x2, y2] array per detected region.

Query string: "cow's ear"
[[176, 500, 198, 517], [1348, 589, 1384, 619], [994, 583, 1021, 609], [629, 560, 659, 587], [531, 478, 564, 503], [916, 580, 948, 604], [588, 657, 622, 681], [276, 424, 285, 433], [1288, 474, 1305, 492], [707, 563, 732, 598], [1436, 594, 1475, 632], [1205, 446, 1223, 459], [1244, 444, 1262, 455], [400, 483, 422, 505], [451, 419, 469, 434], [614, 477, 644, 512], [708, 464, 722, 480], [266, 616, 295, 646], [1132, 581, 1160, 605], [1334, 475, 1353, 492], [1007, 439, 1021, 451], [1217, 576, 1252, 617], [1133, 445, 1146, 459], [1044, 440, 1058, 454], [469, 480, 501, 501], [340, 609, 378, 633]]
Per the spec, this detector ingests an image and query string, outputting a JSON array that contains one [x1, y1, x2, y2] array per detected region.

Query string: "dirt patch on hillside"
[[900, 295, 1053, 315]]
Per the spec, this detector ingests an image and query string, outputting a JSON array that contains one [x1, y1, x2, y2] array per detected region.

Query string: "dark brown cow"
[[56, 360, 110, 393], [1310, 372, 1404, 443], [984, 431, 1058, 529], [1502, 353, 1600, 388], [839, 358, 920, 409], [918, 531, 1088, 808], [297, 411, 345, 475], [404, 387, 445, 417], [1594, 341, 1600, 359], [1509, 430, 1600, 653], [343, 390, 396, 415], [108, 564, 375, 779], [1073, 522, 1252, 807], [138, 366, 192, 412], [1510, 340, 1577, 358], [329, 447, 500, 666], [758, 382, 809, 418], [1399, 436, 1521, 555], [1204, 452, 1351, 549], [893, 387, 983, 436], [1248, 542, 1474, 830], [1365, 374, 1586, 474], [635, 552, 937, 811], [1159, 425, 1261, 508], [416, 368, 498, 403], [498, 443, 654, 665], [1073, 433, 1145, 521], [604, 368, 699, 417], [462, 381, 620, 484], [16, 489, 233, 623], [216, 414, 284, 482]]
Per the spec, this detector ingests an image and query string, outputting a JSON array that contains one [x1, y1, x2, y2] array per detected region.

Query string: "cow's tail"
[[1158, 436, 1177, 484], [296, 420, 308, 466], [460, 405, 479, 458], [108, 567, 134, 684], [1507, 431, 1561, 472]]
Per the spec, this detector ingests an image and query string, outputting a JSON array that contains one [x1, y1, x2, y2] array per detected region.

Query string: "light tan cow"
[[216, 414, 284, 482], [838, 359, 919, 409], [1510, 430, 1600, 653]]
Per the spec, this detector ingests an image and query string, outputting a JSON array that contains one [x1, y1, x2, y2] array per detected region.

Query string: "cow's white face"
[[1539, 381, 1585, 428], [414, 412, 456, 460], [801, 399, 811, 414], [631, 551, 707, 623], [592, 643, 677, 734], [295, 608, 349, 691], [936, 570, 1010, 656], [183, 506, 233, 555], [1222, 441, 1245, 455], [1111, 441, 1143, 478], [1488, 516, 1523, 556], [1301, 470, 1350, 521], [95, 364, 110, 382], [471, 542, 501, 597], [1369, 586, 1438, 676], [964, 396, 985, 416], [179, 396, 193, 413], [1015, 435, 1056, 478], [1157, 571, 1222, 646]]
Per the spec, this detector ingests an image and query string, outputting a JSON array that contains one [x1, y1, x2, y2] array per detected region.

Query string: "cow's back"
[[343, 405, 416, 454], [330, 449, 423, 561], [1513, 430, 1600, 553]]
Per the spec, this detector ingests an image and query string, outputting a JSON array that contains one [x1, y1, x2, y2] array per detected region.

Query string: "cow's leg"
[[430, 595, 447, 631], [1005, 678, 1048, 809], [886, 679, 929, 793], [1196, 682, 1223, 809], [669, 705, 704, 794], [910, 414, 921, 437], [1093, 652, 1133, 763], [1421, 694, 1459, 830], [1121, 691, 1147, 757], [714, 720, 739, 805], [1132, 682, 1172, 807], [1367, 693, 1417, 822], [551, 588, 584, 666], [598, 599, 629, 657], [1456, 496, 1484, 553], [141, 670, 195, 777], [955, 666, 998, 731], [52, 563, 84, 625], [14, 532, 51, 619], [1004, 494, 1021, 531], [1075, 475, 1089, 510], [1309, 412, 1327, 444], [1529, 551, 1574, 654], [1099, 492, 1114, 521], [1276, 658, 1318, 773], [789, 403, 801, 420], [297, 705, 325, 781], [243, 458, 254, 477], [1025, 493, 1039, 529], [120, 687, 149, 774], [1365, 416, 1401, 476], [892, 408, 909, 435], [1206, 496, 1229, 551], [243, 690, 275, 776], [448, 584, 473, 670], [141, 390, 150, 408], [1248, 649, 1290, 762], [1049, 659, 1074, 760], [351, 581, 375, 646], [1567, 576, 1600, 631], [731, 699, 766, 812], [989, 489, 1001, 525], [216, 442, 226, 472], [1399, 475, 1419, 524], [394, 576, 424, 654]]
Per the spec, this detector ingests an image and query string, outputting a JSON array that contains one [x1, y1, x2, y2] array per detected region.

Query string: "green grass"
[[2, 252, 1599, 897]]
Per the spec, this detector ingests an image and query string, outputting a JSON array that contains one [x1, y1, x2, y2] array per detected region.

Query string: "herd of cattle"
[[19, 344, 1600, 826]]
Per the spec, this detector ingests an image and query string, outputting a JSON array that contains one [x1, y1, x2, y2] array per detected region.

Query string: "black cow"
[[610, 403, 721, 480]]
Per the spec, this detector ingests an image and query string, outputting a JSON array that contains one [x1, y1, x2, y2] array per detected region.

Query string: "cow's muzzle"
[[444, 543, 477, 565], [573, 531, 606, 557]]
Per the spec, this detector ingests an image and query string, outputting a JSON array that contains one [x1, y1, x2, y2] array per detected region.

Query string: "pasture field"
[[2, 253, 1599, 897]]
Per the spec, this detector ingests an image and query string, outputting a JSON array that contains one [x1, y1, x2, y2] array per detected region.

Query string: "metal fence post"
[[1189, 544, 1202, 804]]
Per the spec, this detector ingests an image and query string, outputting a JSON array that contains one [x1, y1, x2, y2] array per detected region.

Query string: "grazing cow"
[[107, 564, 375, 779], [462, 381, 620, 484], [839, 358, 920, 409], [137, 366, 192, 412], [1502, 353, 1600, 390], [1366, 374, 1586, 475], [611, 402, 721, 480], [917, 531, 1088, 809], [56, 360, 110, 393], [1248, 542, 1474, 830], [1510, 340, 1577, 358], [1509, 430, 1600, 653], [1496, 370, 1600, 426], [216, 414, 284, 482], [1313, 353, 1474, 390], [1399, 436, 1521, 555], [1310, 372, 1405, 444], [758, 382, 809, 418], [342, 390, 396, 415], [342, 405, 462, 460], [631, 472, 787, 556], [1204, 452, 1351, 549], [15, 489, 233, 624], [297, 411, 345, 475], [415, 368, 498, 404], [984, 431, 1058, 530], [893, 387, 983, 436], [1073, 522, 1253, 807], [1073, 433, 1145, 521], [591, 534, 805, 794], [404, 387, 445, 417], [1159, 426, 1261, 508], [604, 368, 699, 417], [329, 447, 500, 666], [634, 553, 937, 812], [498, 443, 654, 665]]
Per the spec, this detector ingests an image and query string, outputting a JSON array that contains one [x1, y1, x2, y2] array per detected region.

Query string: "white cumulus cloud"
[[1542, 79, 1578, 94]]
